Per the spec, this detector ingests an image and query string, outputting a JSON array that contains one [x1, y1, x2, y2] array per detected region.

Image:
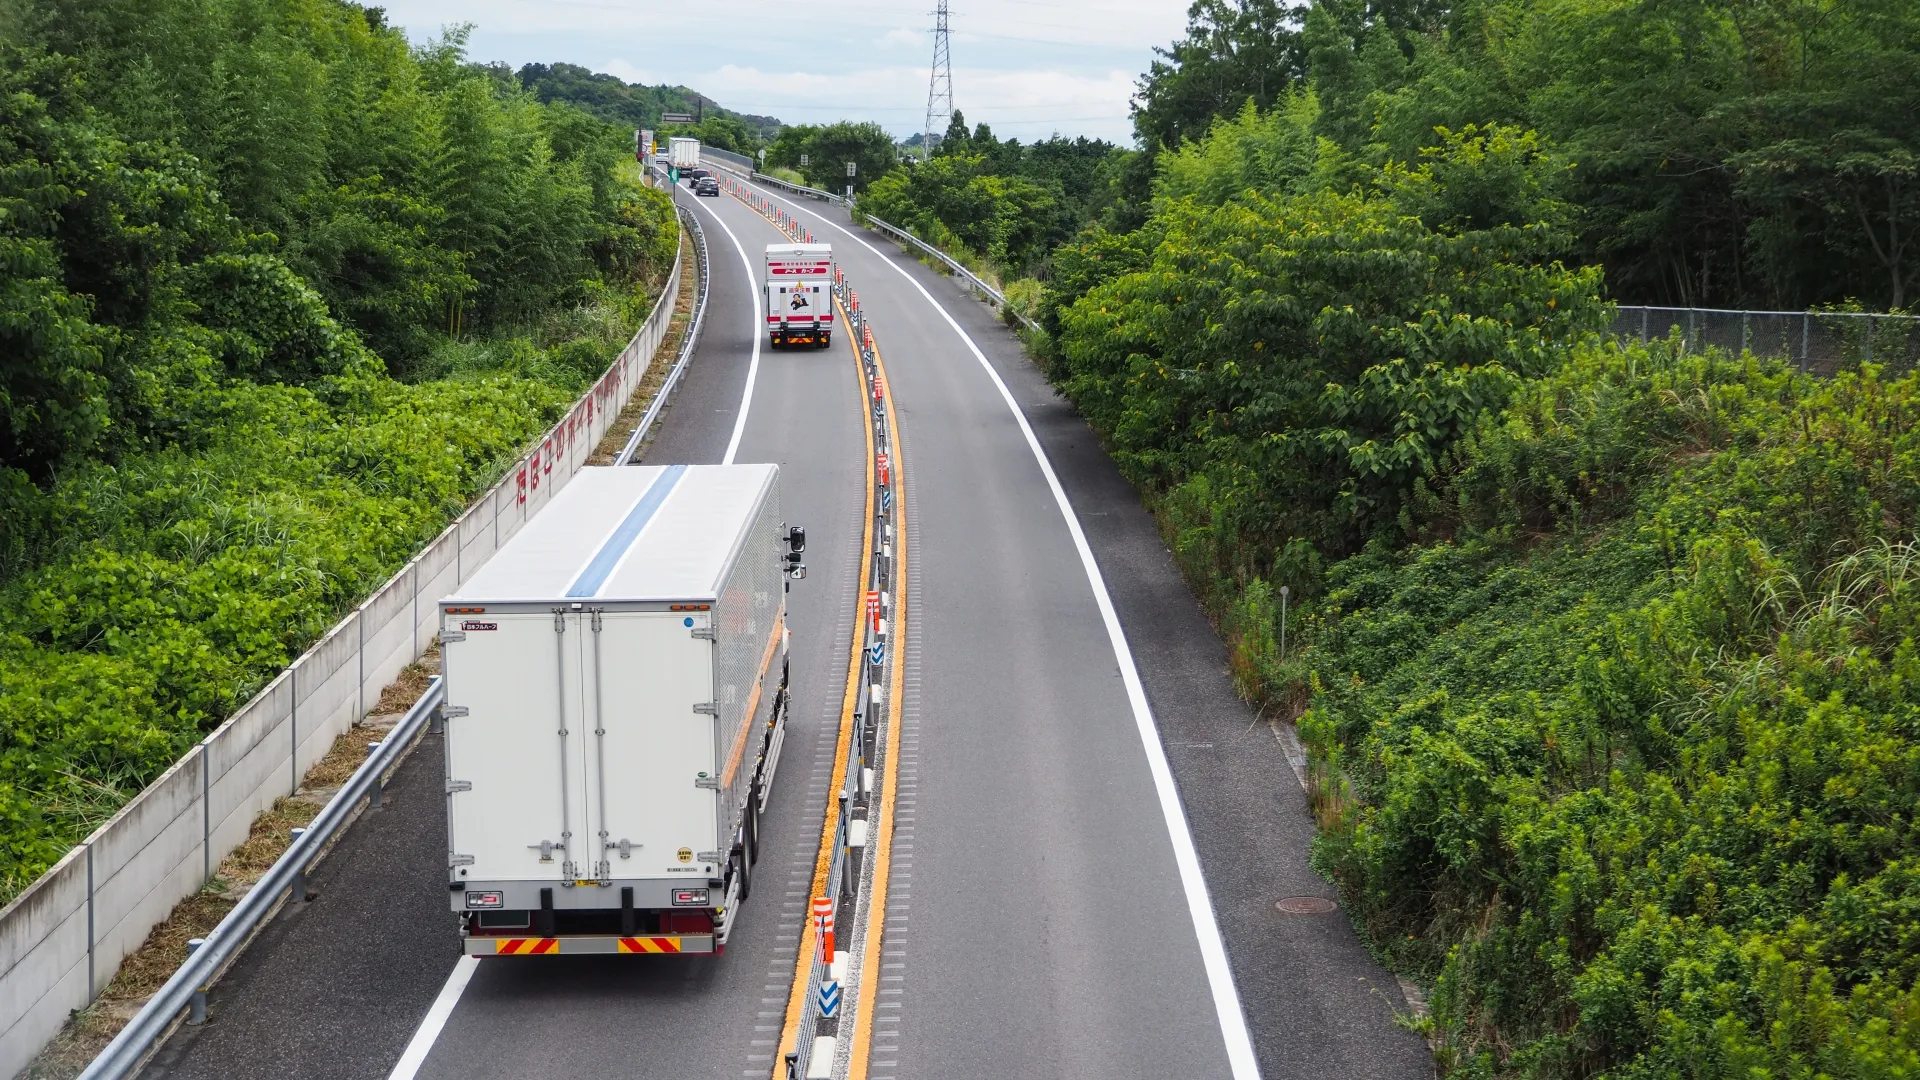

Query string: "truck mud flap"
[[466, 933, 716, 956]]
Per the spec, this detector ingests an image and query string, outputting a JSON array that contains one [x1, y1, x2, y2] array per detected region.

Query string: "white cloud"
[[379, 0, 1178, 142]]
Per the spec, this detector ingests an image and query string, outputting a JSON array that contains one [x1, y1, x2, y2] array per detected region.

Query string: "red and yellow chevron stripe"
[[617, 937, 682, 954], [492, 938, 559, 955]]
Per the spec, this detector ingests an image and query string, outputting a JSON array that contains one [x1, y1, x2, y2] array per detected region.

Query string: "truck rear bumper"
[[465, 933, 717, 956]]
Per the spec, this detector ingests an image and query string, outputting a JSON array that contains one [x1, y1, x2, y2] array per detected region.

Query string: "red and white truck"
[[765, 243, 834, 349]]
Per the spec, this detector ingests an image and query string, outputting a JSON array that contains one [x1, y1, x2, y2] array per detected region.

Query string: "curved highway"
[[130, 165, 1433, 1080]]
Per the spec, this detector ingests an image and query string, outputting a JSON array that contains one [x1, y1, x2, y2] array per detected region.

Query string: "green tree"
[[1133, 0, 1309, 152], [767, 120, 898, 194], [1054, 167, 1606, 562]]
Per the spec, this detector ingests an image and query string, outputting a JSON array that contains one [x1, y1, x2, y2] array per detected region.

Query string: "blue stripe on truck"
[[567, 464, 688, 597]]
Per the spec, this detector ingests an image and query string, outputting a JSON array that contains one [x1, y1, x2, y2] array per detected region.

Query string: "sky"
[[370, 0, 1191, 144]]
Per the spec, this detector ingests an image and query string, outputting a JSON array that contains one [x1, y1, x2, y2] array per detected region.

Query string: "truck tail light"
[[465, 890, 504, 908], [672, 888, 711, 906]]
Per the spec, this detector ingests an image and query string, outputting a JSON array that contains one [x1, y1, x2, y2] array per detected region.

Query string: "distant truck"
[[765, 243, 834, 349], [439, 465, 806, 957], [668, 137, 700, 171]]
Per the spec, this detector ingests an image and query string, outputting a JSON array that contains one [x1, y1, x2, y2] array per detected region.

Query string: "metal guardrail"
[[753, 171, 847, 206], [1611, 305, 1920, 375], [616, 197, 711, 466], [857, 215, 1042, 335], [78, 680, 448, 1080]]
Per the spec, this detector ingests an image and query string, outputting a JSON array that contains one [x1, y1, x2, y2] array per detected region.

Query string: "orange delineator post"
[[812, 895, 835, 959]]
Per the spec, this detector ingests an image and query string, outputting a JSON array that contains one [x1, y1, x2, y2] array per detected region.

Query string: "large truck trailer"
[[765, 243, 834, 349], [668, 136, 701, 171], [439, 465, 805, 956]]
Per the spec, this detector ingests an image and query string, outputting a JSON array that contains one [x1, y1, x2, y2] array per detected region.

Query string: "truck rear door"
[[583, 610, 720, 880], [445, 611, 592, 883]]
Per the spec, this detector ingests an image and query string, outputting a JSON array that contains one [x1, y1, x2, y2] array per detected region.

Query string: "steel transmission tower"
[[922, 1, 953, 162]]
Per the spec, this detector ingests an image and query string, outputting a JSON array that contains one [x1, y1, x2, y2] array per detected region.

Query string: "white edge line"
[[683, 187, 763, 465], [386, 955, 479, 1080], [750, 180, 1264, 1079]]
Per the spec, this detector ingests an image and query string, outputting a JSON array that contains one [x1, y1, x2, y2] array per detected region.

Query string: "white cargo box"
[[766, 243, 834, 344], [440, 465, 785, 913]]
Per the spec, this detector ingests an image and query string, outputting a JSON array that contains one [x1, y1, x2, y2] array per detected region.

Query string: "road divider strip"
[[731, 177, 908, 1080], [843, 301, 907, 1080]]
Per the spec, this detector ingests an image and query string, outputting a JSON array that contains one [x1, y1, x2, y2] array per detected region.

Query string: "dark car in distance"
[[694, 176, 720, 197]]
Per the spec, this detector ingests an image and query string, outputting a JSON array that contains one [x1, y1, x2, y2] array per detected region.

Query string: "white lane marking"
[[682, 186, 763, 465], [752, 181, 1264, 1080], [386, 955, 479, 1080]]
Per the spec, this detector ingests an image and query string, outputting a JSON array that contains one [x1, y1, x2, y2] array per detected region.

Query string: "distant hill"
[[518, 63, 781, 144]]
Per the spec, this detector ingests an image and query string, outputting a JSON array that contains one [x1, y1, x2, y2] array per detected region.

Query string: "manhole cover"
[[1275, 896, 1338, 915]]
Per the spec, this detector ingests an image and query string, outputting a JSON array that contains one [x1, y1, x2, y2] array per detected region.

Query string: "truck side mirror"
[[787, 526, 806, 554]]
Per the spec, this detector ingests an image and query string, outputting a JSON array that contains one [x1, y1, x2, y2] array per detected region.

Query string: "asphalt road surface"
[[135, 171, 1433, 1080], [731, 174, 1434, 1080], [138, 180, 868, 1080]]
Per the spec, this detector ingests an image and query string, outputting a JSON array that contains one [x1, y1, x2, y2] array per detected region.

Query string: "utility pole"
[[922, 0, 953, 163]]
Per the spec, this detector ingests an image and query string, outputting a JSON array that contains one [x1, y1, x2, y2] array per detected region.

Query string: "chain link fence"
[[1611, 306, 1920, 376]]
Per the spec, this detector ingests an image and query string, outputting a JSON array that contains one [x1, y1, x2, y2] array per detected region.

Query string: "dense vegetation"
[[865, 0, 1920, 313], [1298, 346, 1920, 1076], [857, 111, 1125, 280], [518, 61, 780, 155], [902, 0, 1920, 1075], [0, 0, 678, 897]]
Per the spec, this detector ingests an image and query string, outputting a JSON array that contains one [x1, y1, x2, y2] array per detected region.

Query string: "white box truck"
[[439, 464, 805, 956], [668, 136, 701, 171], [766, 243, 835, 349]]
